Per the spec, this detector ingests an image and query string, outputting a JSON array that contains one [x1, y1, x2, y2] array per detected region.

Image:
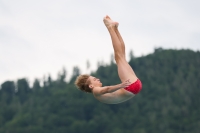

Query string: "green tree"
[[1, 81, 15, 104], [16, 78, 30, 104]]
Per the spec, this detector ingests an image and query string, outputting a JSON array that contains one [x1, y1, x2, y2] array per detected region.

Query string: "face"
[[88, 76, 102, 88]]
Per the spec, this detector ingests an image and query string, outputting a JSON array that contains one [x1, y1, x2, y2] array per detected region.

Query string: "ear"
[[89, 85, 93, 89]]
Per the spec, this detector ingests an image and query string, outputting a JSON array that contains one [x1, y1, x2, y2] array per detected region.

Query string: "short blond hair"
[[74, 74, 92, 93]]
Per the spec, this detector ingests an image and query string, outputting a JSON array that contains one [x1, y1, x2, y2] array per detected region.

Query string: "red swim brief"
[[124, 79, 142, 94]]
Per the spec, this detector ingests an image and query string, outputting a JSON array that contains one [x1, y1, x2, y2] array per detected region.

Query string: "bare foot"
[[103, 15, 119, 28]]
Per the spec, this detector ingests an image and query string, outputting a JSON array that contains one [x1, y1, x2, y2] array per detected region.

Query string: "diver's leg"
[[114, 26, 125, 56], [103, 16, 138, 83]]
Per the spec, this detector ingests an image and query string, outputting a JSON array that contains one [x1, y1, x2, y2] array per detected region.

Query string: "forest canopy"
[[0, 48, 200, 133]]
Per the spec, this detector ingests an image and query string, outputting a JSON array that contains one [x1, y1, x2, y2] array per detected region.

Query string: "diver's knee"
[[114, 53, 125, 61], [115, 57, 126, 65]]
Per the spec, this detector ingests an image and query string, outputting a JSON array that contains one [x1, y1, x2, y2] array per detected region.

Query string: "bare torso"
[[93, 88, 135, 104]]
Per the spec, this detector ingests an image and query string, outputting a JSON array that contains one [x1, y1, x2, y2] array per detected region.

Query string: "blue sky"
[[0, 0, 200, 85]]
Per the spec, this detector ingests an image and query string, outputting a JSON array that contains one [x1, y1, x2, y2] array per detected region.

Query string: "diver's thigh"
[[117, 60, 138, 83]]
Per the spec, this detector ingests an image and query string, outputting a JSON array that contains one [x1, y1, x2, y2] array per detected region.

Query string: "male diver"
[[75, 15, 142, 104]]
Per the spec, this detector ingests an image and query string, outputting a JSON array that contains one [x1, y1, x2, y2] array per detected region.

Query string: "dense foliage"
[[0, 48, 199, 133]]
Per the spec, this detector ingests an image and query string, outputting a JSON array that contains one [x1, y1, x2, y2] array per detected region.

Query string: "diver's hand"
[[120, 79, 131, 88]]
